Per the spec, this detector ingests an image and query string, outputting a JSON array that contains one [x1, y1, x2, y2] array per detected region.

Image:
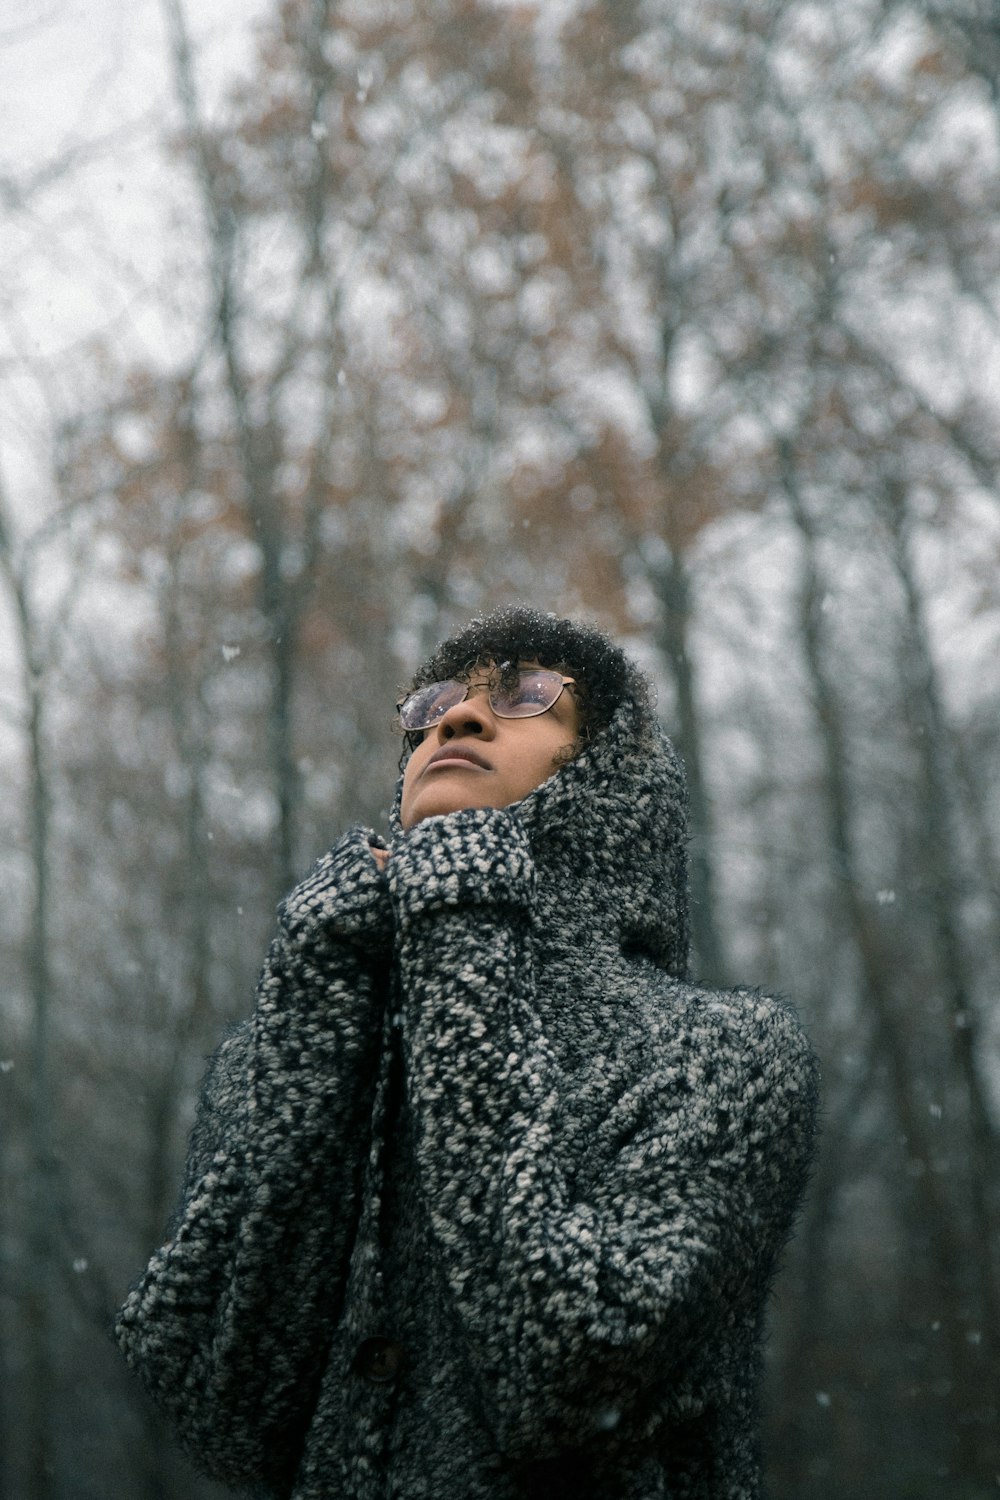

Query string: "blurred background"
[[1, 0, 999, 1495]]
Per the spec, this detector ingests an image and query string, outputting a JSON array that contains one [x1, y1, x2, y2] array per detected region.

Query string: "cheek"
[[399, 754, 423, 824], [518, 727, 575, 789]]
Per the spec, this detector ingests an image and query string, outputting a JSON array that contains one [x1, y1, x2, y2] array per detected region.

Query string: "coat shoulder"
[[638, 973, 819, 1084]]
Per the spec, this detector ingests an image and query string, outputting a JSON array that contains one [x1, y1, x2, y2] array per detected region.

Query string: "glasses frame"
[[397, 668, 577, 733]]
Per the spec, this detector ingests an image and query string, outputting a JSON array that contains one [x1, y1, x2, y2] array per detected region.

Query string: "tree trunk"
[[0, 504, 58, 1500], [781, 456, 985, 1485], [24, 668, 56, 1500], [884, 484, 1000, 1478], [162, 0, 342, 902], [650, 544, 726, 983]]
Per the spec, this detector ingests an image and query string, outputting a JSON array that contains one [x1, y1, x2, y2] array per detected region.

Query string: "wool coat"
[[115, 694, 819, 1500]]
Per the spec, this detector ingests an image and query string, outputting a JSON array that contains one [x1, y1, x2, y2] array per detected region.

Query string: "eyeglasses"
[[397, 667, 576, 733]]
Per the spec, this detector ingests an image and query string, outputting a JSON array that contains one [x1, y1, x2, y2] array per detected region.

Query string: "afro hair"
[[398, 606, 655, 763]]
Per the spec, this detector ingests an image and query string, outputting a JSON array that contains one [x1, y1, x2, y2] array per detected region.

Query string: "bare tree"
[[0, 469, 91, 1500]]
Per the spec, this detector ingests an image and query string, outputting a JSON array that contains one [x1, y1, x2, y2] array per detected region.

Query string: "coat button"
[[354, 1335, 404, 1384]]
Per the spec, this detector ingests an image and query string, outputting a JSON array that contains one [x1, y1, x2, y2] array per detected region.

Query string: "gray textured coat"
[[115, 696, 819, 1499]]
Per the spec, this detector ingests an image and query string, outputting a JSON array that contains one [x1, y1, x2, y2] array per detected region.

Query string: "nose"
[[435, 684, 497, 741]]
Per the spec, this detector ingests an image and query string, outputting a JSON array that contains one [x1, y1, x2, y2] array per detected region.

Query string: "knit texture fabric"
[[115, 696, 819, 1499]]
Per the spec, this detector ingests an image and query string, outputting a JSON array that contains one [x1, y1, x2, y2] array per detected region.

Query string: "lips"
[[425, 744, 492, 772]]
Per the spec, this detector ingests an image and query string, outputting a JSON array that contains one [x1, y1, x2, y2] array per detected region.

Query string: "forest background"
[[2, 0, 1000, 1496]]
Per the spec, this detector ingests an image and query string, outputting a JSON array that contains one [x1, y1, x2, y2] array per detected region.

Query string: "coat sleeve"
[[115, 824, 393, 1491], [386, 807, 819, 1462]]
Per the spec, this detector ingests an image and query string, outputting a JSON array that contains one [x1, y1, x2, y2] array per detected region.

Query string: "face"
[[399, 661, 581, 831]]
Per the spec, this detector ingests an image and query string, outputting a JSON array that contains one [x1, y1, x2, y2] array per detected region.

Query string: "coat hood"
[[389, 696, 690, 981]]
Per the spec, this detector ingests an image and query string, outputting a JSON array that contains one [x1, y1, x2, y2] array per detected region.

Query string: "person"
[[115, 604, 819, 1500]]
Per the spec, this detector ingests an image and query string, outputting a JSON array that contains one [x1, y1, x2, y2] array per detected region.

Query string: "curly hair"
[[397, 606, 655, 766]]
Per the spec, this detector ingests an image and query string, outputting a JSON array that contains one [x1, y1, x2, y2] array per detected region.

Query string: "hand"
[[370, 845, 389, 871]]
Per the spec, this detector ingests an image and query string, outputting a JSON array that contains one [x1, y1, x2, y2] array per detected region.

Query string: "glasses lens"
[[492, 669, 564, 718], [398, 679, 468, 731]]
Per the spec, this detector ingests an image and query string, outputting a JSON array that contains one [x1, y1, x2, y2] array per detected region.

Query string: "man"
[[116, 605, 819, 1499]]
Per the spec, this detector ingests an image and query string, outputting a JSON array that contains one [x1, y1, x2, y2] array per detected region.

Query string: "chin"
[[403, 791, 494, 829]]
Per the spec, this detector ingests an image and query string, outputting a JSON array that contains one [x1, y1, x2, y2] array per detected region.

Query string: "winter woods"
[[1, 0, 999, 1496]]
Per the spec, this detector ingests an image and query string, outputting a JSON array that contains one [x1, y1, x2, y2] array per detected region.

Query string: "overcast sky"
[[4, 0, 273, 341], [0, 0, 271, 517]]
